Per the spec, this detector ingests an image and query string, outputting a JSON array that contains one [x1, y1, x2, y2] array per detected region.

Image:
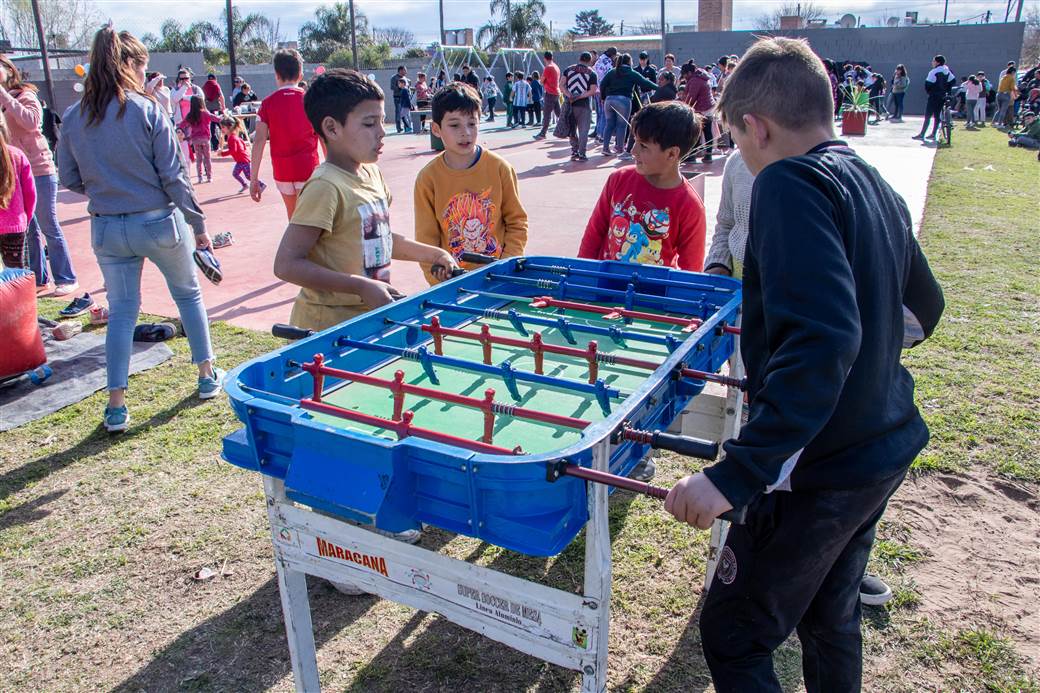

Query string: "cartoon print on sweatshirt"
[[605, 194, 671, 266], [442, 188, 500, 259]]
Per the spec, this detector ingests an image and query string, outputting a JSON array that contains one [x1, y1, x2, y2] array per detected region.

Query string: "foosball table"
[[222, 256, 745, 691]]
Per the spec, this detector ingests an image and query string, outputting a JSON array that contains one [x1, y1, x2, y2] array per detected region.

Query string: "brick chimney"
[[698, 0, 733, 32]]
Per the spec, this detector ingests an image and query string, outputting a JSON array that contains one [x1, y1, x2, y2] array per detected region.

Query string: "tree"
[[403, 47, 429, 59], [636, 17, 663, 35], [754, 2, 827, 29], [326, 42, 392, 69], [571, 10, 613, 37], [1, 0, 103, 50], [476, 0, 550, 49], [372, 26, 415, 48], [141, 19, 206, 53], [194, 5, 272, 64], [298, 2, 371, 63], [1023, 4, 1040, 66]]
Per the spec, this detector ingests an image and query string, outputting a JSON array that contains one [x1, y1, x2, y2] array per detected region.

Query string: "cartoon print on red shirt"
[[442, 188, 501, 259], [605, 194, 670, 266]]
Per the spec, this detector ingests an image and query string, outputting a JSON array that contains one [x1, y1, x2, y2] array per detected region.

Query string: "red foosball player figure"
[[273, 69, 457, 333], [663, 37, 944, 692]]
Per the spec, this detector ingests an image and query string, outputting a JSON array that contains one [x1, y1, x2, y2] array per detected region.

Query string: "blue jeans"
[[27, 174, 76, 286], [892, 92, 905, 119], [603, 96, 632, 153], [595, 93, 606, 138], [90, 207, 214, 390]]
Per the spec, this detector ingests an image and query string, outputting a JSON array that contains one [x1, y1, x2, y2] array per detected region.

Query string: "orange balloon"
[[74, 64, 85, 77]]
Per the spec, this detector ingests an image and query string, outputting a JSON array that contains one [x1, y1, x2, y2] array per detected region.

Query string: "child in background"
[[398, 75, 413, 132], [252, 49, 320, 219], [414, 83, 528, 284], [220, 116, 266, 194], [503, 73, 514, 127], [964, 75, 985, 128], [511, 71, 531, 127], [0, 116, 35, 269], [415, 72, 432, 131], [179, 96, 222, 183], [578, 101, 706, 271], [273, 69, 457, 333], [528, 72, 543, 125], [482, 76, 501, 122]]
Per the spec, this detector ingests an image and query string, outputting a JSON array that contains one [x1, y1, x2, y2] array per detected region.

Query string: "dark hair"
[[462, 64, 471, 70], [718, 55, 729, 66], [274, 48, 303, 81], [632, 101, 701, 157], [1005, 65, 1016, 75], [531, 71, 540, 80], [605, 47, 618, 57], [659, 71, 675, 84], [680, 60, 698, 76], [505, 72, 513, 78], [81, 27, 151, 126], [544, 50, 553, 60], [185, 95, 205, 125], [619, 53, 632, 67], [207, 73, 216, 79], [665, 53, 675, 62], [220, 115, 246, 137], [639, 51, 649, 59], [303, 69, 384, 140], [397, 65, 406, 72], [515, 71, 524, 79], [934, 55, 945, 66], [146, 71, 159, 81], [431, 82, 481, 124], [579, 52, 592, 63]]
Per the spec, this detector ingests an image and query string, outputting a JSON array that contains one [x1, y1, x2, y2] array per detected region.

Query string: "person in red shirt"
[[534, 50, 561, 139], [578, 101, 706, 271], [219, 116, 266, 194], [250, 49, 320, 218]]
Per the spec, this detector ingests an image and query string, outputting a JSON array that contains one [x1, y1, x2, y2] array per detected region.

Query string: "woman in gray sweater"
[[57, 27, 221, 433], [704, 149, 754, 277]]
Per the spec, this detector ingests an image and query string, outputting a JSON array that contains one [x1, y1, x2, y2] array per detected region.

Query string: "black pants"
[[919, 97, 944, 137], [700, 114, 715, 157], [699, 469, 907, 693]]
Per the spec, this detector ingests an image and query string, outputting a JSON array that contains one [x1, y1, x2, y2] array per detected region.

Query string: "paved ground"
[[47, 116, 935, 332]]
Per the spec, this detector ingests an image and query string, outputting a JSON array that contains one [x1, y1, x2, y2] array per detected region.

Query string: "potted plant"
[[840, 85, 870, 136]]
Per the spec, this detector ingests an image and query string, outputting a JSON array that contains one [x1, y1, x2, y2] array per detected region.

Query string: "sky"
[[94, 0, 1028, 45]]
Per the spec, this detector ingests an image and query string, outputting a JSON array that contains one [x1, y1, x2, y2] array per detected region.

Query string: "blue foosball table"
[[222, 256, 744, 691]]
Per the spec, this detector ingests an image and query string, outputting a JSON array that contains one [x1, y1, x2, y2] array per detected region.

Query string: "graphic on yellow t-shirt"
[[360, 199, 392, 282], [442, 188, 500, 259]]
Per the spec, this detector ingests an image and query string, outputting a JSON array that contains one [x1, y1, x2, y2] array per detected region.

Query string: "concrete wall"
[[666, 23, 1026, 115]]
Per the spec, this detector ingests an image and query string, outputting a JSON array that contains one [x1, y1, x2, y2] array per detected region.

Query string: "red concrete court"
[[48, 117, 933, 332]]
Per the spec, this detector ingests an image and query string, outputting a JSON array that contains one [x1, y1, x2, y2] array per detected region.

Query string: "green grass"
[[1, 126, 1037, 691], [905, 128, 1040, 482]]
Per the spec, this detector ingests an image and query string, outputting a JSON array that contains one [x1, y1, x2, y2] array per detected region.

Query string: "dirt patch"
[[889, 469, 1040, 667]]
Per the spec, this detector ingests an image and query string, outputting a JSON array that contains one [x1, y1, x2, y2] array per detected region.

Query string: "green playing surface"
[[309, 300, 687, 455]]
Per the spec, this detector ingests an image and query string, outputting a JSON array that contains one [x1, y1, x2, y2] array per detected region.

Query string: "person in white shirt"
[[170, 69, 203, 125], [145, 72, 172, 116]]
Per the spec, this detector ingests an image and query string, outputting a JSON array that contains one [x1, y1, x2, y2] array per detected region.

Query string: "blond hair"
[[716, 37, 833, 131]]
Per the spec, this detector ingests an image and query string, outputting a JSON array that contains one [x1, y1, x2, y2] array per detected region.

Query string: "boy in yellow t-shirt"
[[273, 69, 457, 332], [414, 82, 528, 284]]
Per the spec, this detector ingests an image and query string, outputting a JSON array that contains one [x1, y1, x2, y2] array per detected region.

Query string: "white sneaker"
[[53, 282, 80, 297]]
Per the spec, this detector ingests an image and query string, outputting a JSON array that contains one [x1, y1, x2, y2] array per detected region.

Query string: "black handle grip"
[[719, 506, 747, 525], [651, 430, 719, 461], [459, 251, 496, 265], [272, 323, 314, 340], [432, 263, 467, 278]]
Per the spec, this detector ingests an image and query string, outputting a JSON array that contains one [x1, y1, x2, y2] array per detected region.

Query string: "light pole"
[[439, 0, 445, 46], [29, 0, 55, 107], [660, 0, 666, 63], [226, 0, 237, 85], [349, 0, 359, 70], [506, 0, 512, 48]]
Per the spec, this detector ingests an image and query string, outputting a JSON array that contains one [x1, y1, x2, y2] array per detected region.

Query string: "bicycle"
[[939, 96, 955, 146]]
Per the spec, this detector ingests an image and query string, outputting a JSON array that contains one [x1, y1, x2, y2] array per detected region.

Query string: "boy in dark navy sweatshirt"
[[664, 37, 944, 692]]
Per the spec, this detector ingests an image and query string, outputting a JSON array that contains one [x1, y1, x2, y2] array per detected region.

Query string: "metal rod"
[[557, 463, 668, 500], [422, 299, 677, 347], [300, 399, 522, 455], [226, 0, 237, 86], [517, 261, 734, 294], [486, 272, 706, 315], [349, 0, 359, 71], [301, 358, 591, 429]]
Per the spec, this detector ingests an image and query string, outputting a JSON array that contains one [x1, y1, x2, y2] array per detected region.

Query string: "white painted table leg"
[[265, 477, 321, 692], [581, 438, 612, 692], [705, 321, 744, 592]]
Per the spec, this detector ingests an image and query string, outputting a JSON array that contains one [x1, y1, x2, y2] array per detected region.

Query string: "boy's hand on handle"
[[429, 248, 460, 283], [357, 277, 398, 309], [665, 472, 733, 530], [194, 231, 212, 251], [249, 179, 264, 203], [705, 266, 732, 276]]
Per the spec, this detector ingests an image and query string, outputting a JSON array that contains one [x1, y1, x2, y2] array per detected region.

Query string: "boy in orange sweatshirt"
[[414, 82, 528, 283]]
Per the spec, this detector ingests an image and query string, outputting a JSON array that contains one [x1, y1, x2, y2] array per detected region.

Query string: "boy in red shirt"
[[250, 49, 320, 218], [578, 101, 706, 271]]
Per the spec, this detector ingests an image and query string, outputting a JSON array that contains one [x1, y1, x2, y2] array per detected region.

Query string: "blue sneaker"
[[104, 405, 130, 433], [198, 367, 226, 400]]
